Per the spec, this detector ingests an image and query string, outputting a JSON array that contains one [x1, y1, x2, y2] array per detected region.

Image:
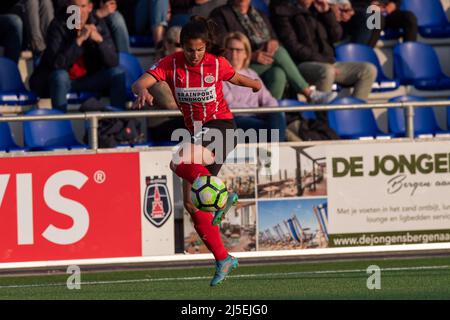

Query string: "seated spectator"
[[94, 0, 130, 53], [155, 25, 182, 60], [210, 0, 335, 103], [29, 0, 126, 111], [0, 1, 22, 63], [21, 0, 54, 60], [270, 0, 377, 105], [222, 32, 287, 142], [328, 0, 355, 43], [134, 0, 169, 45], [169, 0, 226, 27], [348, 0, 418, 47]]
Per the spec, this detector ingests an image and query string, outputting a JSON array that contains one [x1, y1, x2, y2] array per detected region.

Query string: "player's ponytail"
[[180, 16, 225, 56]]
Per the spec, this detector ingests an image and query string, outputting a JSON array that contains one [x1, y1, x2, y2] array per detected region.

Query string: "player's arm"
[[132, 73, 157, 109], [228, 72, 262, 93]]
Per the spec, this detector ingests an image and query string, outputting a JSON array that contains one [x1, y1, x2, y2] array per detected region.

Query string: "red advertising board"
[[0, 153, 142, 262]]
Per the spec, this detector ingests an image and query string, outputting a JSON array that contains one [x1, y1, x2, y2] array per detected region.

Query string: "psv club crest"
[[143, 175, 172, 227]]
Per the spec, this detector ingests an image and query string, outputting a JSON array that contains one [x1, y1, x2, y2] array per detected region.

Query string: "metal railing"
[[1, 100, 450, 150]]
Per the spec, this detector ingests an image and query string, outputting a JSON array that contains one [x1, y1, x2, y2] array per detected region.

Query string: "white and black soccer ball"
[[191, 176, 228, 212]]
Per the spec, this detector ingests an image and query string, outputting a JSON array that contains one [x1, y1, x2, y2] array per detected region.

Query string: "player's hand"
[[252, 80, 262, 93], [133, 89, 154, 109]]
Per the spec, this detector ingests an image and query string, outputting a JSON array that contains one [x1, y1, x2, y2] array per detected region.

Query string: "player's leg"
[[170, 142, 215, 184], [183, 180, 238, 286], [202, 120, 239, 226]]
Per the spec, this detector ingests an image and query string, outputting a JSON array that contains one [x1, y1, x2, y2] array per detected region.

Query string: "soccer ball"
[[191, 176, 228, 212]]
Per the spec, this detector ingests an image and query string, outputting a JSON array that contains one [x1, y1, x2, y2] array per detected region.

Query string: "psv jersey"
[[147, 51, 235, 133]]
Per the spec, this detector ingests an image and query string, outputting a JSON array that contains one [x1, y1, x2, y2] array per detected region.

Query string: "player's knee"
[[169, 161, 177, 172]]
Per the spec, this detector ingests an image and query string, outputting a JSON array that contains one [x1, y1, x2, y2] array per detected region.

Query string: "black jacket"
[[30, 13, 118, 96], [209, 4, 277, 51], [270, 1, 342, 64]]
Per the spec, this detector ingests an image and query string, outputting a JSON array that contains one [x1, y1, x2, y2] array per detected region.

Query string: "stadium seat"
[[0, 120, 25, 152], [393, 42, 450, 91], [335, 43, 400, 92], [252, 0, 270, 16], [129, 35, 154, 48], [0, 57, 38, 106], [380, 28, 404, 40], [119, 52, 144, 101], [23, 108, 88, 151], [66, 91, 99, 104], [401, 0, 450, 38], [388, 95, 449, 137], [277, 99, 316, 119], [328, 97, 390, 140]]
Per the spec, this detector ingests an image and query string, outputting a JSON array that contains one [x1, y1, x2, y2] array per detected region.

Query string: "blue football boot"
[[210, 255, 239, 286], [212, 192, 238, 226]]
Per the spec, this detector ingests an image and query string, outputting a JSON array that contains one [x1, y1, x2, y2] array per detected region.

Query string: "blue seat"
[[23, 108, 88, 151], [380, 28, 404, 40], [393, 42, 450, 91], [252, 0, 270, 16], [0, 120, 25, 152], [119, 52, 144, 101], [335, 43, 399, 92], [66, 91, 99, 104], [388, 95, 449, 137], [327, 97, 389, 139], [401, 0, 450, 38], [0, 57, 38, 106], [129, 35, 154, 48], [277, 99, 316, 119]]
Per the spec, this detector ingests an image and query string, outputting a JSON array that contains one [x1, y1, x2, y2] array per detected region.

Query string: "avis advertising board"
[[0, 151, 174, 263]]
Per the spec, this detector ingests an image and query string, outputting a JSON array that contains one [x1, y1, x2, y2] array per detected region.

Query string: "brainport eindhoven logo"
[[143, 175, 172, 227]]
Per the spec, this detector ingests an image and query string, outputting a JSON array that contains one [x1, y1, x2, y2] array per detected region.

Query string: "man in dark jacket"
[[30, 0, 126, 111], [0, 0, 22, 63], [271, 0, 377, 101], [348, 0, 417, 47]]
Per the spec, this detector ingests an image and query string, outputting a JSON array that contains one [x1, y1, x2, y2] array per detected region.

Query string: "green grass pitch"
[[0, 256, 449, 300]]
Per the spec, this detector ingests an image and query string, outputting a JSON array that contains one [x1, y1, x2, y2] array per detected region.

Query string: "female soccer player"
[[132, 16, 262, 286]]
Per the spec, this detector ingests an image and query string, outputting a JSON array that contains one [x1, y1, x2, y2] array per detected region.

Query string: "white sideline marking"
[[0, 265, 448, 290]]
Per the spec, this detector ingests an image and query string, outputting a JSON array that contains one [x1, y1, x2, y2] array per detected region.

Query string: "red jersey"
[[147, 51, 235, 133]]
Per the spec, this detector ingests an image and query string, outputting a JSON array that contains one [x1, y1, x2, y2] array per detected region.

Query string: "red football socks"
[[191, 210, 228, 261], [175, 162, 211, 184]]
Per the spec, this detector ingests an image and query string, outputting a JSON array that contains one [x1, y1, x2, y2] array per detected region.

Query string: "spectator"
[[170, 0, 226, 27], [329, 0, 354, 22], [270, 0, 377, 103], [222, 32, 286, 141], [328, 0, 355, 43], [21, 0, 54, 59], [0, 1, 22, 63], [53, 0, 130, 52], [348, 0, 418, 47], [29, 0, 126, 111], [134, 0, 169, 45], [210, 0, 335, 103], [94, 0, 130, 53], [155, 25, 182, 60]]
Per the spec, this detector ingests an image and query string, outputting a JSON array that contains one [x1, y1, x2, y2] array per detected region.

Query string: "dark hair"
[[180, 16, 225, 56]]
